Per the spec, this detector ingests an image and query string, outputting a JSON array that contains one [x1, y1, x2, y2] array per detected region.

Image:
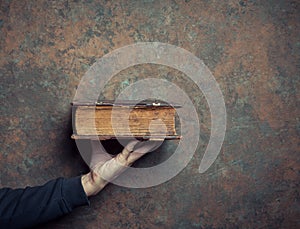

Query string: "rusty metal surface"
[[0, 0, 299, 228]]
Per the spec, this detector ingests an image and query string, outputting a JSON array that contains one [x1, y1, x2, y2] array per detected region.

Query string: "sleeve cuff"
[[61, 176, 90, 211]]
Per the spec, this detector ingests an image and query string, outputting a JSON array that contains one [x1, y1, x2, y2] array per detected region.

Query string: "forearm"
[[0, 177, 89, 229]]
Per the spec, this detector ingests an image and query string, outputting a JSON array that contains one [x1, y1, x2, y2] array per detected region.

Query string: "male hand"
[[81, 140, 161, 196]]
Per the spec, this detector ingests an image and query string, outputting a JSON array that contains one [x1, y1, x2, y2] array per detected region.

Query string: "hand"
[[81, 140, 161, 196]]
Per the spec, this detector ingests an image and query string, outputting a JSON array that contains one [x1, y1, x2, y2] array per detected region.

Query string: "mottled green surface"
[[0, 0, 299, 228]]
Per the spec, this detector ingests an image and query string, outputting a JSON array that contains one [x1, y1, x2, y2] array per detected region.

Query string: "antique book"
[[71, 100, 181, 140]]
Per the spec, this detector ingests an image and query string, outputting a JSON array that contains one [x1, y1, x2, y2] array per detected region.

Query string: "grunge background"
[[0, 0, 299, 228]]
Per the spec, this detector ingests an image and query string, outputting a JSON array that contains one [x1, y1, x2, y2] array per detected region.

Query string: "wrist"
[[81, 172, 108, 197]]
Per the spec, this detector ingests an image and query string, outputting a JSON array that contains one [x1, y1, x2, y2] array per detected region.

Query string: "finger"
[[127, 140, 140, 151], [126, 141, 163, 164], [127, 151, 146, 164], [121, 140, 140, 159]]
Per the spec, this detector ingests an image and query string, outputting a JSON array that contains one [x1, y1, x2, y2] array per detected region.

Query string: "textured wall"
[[0, 0, 299, 228]]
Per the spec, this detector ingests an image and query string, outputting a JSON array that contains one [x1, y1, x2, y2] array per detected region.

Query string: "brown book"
[[71, 100, 181, 140]]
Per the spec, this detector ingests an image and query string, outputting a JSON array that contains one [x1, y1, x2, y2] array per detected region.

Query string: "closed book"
[[71, 100, 181, 140]]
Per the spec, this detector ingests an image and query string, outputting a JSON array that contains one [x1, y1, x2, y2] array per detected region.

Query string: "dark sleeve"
[[0, 176, 90, 229]]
